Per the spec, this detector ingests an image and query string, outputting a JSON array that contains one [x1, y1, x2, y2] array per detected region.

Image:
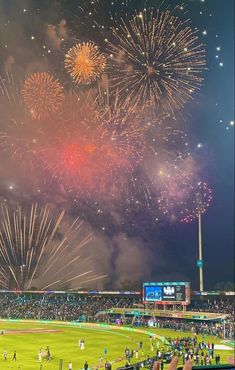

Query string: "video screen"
[[143, 282, 189, 303], [144, 286, 162, 301]]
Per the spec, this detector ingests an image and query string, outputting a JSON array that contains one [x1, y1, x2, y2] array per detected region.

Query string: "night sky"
[[0, 0, 234, 290]]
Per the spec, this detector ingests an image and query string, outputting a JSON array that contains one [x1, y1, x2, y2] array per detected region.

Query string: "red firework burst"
[[36, 92, 145, 196]]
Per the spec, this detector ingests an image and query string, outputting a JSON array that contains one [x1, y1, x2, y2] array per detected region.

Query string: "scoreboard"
[[143, 282, 190, 305]]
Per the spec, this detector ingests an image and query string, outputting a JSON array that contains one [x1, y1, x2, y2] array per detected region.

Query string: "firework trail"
[[0, 203, 104, 290], [22, 72, 64, 120], [0, 73, 22, 108], [65, 42, 106, 85], [106, 9, 206, 113]]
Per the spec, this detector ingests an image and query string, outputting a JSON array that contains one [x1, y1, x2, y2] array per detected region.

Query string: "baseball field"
[[0, 320, 233, 370]]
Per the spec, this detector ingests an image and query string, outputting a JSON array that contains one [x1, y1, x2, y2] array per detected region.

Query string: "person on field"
[[38, 349, 42, 363], [46, 348, 51, 361], [84, 360, 89, 370], [68, 361, 73, 369], [3, 349, 7, 360], [12, 350, 16, 361]]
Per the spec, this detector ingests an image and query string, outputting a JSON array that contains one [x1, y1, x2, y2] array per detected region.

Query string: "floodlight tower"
[[196, 192, 204, 292]]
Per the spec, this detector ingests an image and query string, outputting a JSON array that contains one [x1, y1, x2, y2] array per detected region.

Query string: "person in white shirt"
[[68, 361, 72, 369], [38, 350, 42, 363]]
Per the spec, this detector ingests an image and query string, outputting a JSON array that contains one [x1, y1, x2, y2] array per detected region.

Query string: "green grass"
[[0, 320, 233, 370]]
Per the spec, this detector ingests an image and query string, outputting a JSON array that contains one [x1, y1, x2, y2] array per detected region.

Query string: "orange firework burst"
[[64, 42, 106, 85], [22, 72, 64, 120]]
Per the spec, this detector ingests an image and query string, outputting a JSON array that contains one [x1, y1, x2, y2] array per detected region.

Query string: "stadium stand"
[[0, 292, 234, 339]]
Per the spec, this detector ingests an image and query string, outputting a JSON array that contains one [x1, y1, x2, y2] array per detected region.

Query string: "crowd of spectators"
[[189, 298, 234, 318], [189, 300, 234, 329], [0, 294, 137, 321], [151, 318, 233, 340], [0, 294, 234, 340]]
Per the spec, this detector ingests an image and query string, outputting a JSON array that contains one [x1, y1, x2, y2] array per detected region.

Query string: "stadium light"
[[196, 192, 204, 292]]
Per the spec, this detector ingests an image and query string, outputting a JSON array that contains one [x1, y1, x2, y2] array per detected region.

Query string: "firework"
[[181, 181, 213, 223], [0, 75, 146, 202], [0, 74, 209, 222], [145, 114, 191, 164], [106, 9, 206, 113], [22, 72, 64, 120], [36, 91, 145, 197], [0, 116, 43, 161], [157, 163, 212, 223], [0, 73, 22, 107], [65, 42, 106, 85], [0, 203, 104, 290], [0, 74, 41, 161]]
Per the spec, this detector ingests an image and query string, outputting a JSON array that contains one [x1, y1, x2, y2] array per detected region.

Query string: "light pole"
[[198, 211, 204, 291], [196, 192, 204, 292]]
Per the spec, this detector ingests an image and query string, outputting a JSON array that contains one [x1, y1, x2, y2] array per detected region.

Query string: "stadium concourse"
[[0, 290, 234, 340]]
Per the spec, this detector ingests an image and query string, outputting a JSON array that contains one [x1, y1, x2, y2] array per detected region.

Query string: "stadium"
[[0, 0, 234, 370], [0, 286, 234, 369]]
